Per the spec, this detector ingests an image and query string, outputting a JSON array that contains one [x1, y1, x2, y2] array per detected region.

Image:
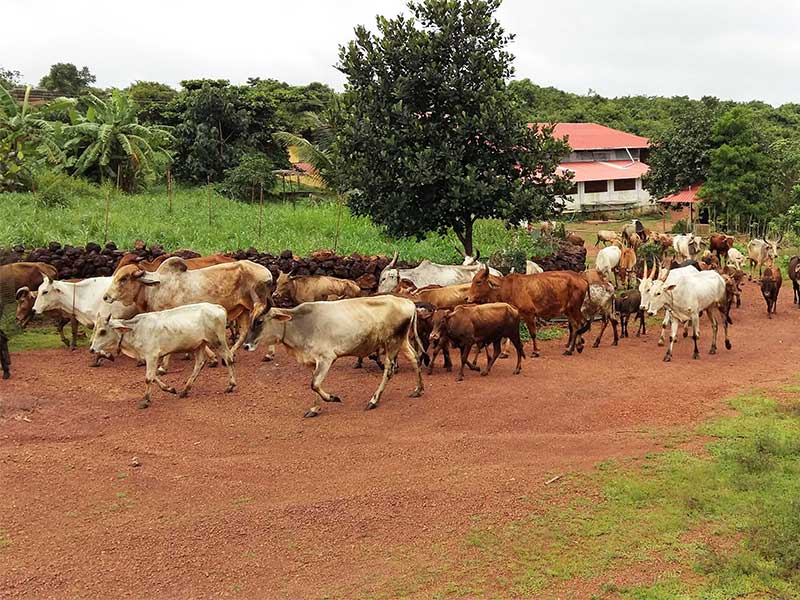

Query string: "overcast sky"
[[3, 0, 799, 105]]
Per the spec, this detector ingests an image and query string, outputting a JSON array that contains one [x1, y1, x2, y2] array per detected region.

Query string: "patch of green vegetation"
[[0, 187, 529, 263], [370, 392, 800, 599], [0, 313, 89, 352], [534, 325, 564, 342], [0, 530, 11, 550]]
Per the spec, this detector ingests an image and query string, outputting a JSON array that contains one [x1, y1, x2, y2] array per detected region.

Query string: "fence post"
[[258, 183, 264, 239], [104, 189, 110, 244], [167, 168, 173, 213], [207, 175, 212, 227]]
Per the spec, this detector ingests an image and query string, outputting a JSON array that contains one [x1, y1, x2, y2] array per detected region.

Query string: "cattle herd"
[[0, 220, 798, 416]]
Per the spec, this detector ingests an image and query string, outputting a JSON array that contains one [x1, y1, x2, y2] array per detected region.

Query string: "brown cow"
[[580, 270, 619, 347], [0, 262, 57, 307], [467, 267, 588, 356], [428, 302, 524, 381], [566, 232, 585, 246], [273, 271, 361, 306], [788, 256, 800, 305], [414, 303, 453, 373], [760, 262, 782, 319], [115, 252, 235, 272], [721, 265, 745, 308], [709, 233, 735, 262], [15, 287, 80, 349], [614, 247, 637, 288], [392, 280, 471, 310]]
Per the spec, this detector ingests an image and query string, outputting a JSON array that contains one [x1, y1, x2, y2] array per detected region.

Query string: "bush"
[[489, 229, 553, 274], [671, 219, 689, 234], [637, 240, 663, 267], [34, 173, 102, 208], [217, 152, 278, 202]]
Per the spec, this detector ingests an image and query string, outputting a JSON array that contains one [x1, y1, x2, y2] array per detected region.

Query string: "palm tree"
[[63, 90, 173, 191], [0, 85, 68, 190]]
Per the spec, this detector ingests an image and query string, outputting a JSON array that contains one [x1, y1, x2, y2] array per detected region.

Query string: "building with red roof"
[[532, 123, 653, 213]]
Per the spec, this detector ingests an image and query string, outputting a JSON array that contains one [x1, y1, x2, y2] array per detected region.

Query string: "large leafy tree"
[[62, 90, 173, 190], [0, 85, 68, 191], [334, 0, 571, 255], [126, 81, 178, 124], [0, 67, 22, 90], [39, 63, 96, 96]]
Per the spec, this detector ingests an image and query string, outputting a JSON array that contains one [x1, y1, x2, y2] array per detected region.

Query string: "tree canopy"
[[39, 63, 97, 96], [334, 0, 571, 254]]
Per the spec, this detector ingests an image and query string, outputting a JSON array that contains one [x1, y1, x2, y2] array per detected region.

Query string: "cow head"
[[103, 265, 158, 304], [32, 276, 61, 315], [243, 308, 292, 351], [466, 266, 498, 304], [15, 287, 35, 327], [427, 309, 452, 348], [377, 251, 400, 294], [766, 232, 782, 260], [646, 281, 676, 316], [459, 246, 481, 266], [638, 262, 655, 310], [272, 270, 294, 304], [89, 315, 132, 358]]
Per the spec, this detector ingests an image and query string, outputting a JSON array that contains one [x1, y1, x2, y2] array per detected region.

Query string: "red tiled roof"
[[559, 160, 649, 182], [293, 162, 316, 174], [531, 122, 650, 150], [658, 183, 703, 204]]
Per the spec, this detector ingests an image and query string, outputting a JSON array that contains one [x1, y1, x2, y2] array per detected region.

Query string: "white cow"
[[595, 245, 621, 284], [525, 260, 544, 275], [377, 252, 501, 294], [638, 262, 699, 346], [672, 234, 704, 261], [89, 303, 236, 409], [726, 247, 745, 271], [746, 236, 780, 279], [644, 269, 731, 361]]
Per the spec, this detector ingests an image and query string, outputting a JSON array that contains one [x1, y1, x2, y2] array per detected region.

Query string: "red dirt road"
[[2, 281, 799, 599]]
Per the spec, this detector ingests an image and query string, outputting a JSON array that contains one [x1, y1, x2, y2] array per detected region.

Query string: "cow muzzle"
[[103, 294, 114, 304], [243, 342, 257, 352]]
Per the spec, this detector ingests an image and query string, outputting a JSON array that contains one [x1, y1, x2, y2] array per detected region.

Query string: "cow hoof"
[[445, 366, 453, 372], [531, 351, 540, 358], [157, 367, 167, 376], [693, 352, 700, 359], [303, 409, 320, 418], [563, 349, 573, 356], [365, 401, 378, 411], [725, 340, 732, 350], [409, 389, 423, 398], [612, 341, 618, 346], [262, 355, 274, 363], [576, 345, 584, 354], [88, 361, 102, 368], [208, 361, 219, 369], [327, 395, 342, 403], [683, 330, 688, 338], [224, 384, 236, 394], [657, 339, 665, 347], [178, 389, 189, 398], [2, 372, 9, 380], [480, 370, 489, 377], [166, 387, 178, 395], [663, 355, 671, 363], [498, 352, 509, 359], [455, 375, 464, 382], [426, 368, 434, 375], [709, 348, 717, 355], [592, 341, 600, 348], [138, 399, 150, 409], [513, 367, 521, 375], [353, 362, 363, 369]]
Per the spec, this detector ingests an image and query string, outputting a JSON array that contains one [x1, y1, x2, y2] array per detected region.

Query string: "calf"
[[579, 270, 619, 348], [721, 265, 745, 308], [392, 281, 471, 310], [114, 252, 235, 272], [727, 247, 745, 271], [616, 289, 646, 338], [273, 271, 360, 306], [566, 232, 584, 246], [709, 233, 735, 262], [428, 303, 524, 381], [0, 328, 9, 379], [788, 256, 800, 305], [242, 295, 425, 416], [415, 303, 453, 373], [614, 247, 637, 288], [15, 286, 79, 349], [596, 230, 621, 246], [90, 303, 236, 409], [747, 235, 780, 280], [595, 245, 622, 286], [760, 263, 782, 319]]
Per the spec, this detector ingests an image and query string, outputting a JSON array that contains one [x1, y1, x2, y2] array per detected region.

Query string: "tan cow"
[[273, 271, 361, 305], [15, 287, 79, 349], [392, 280, 471, 310], [242, 295, 425, 417], [102, 257, 272, 358], [114, 252, 235, 272], [1, 262, 57, 309]]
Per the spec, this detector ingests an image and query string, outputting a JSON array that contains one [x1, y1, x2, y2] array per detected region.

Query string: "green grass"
[[370, 391, 800, 599], [0, 186, 528, 263]]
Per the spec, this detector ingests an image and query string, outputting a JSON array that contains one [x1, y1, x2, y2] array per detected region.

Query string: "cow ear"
[[133, 269, 145, 279], [271, 312, 293, 322], [664, 284, 677, 292], [15, 286, 30, 300], [111, 323, 132, 333]]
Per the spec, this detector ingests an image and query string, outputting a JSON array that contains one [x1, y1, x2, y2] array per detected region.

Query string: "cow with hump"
[[377, 251, 502, 294], [102, 257, 272, 359], [467, 266, 588, 356], [242, 295, 425, 417], [272, 270, 361, 306], [90, 303, 236, 409]]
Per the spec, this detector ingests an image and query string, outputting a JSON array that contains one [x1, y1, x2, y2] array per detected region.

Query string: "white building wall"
[[563, 178, 652, 213]]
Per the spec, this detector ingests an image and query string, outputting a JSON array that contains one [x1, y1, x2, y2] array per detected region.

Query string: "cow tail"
[[411, 311, 430, 366]]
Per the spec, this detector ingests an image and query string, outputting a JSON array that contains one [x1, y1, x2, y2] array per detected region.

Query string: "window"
[[592, 151, 612, 161], [566, 183, 578, 195], [584, 180, 608, 193], [614, 178, 636, 191]]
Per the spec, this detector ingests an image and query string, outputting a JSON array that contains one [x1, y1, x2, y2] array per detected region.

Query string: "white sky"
[[3, 0, 799, 105]]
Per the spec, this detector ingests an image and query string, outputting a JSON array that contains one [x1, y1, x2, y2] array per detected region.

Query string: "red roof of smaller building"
[[658, 183, 703, 204], [559, 160, 649, 182], [531, 122, 650, 151]]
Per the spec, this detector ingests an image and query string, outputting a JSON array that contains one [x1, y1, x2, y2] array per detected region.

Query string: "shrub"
[[637, 240, 663, 267], [34, 173, 101, 208], [671, 219, 689, 234], [217, 152, 278, 202], [489, 229, 553, 274]]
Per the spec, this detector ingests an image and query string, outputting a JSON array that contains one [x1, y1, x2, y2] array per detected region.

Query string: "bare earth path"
[[1, 281, 799, 599]]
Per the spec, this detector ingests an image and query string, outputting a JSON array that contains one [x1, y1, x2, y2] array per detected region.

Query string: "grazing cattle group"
[[1, 218, 796, 417]]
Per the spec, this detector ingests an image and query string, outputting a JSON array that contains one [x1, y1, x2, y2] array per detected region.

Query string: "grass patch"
[[0, 312, 89, 352], [371, 392, 800, 598], [0, 187, 531, 263]]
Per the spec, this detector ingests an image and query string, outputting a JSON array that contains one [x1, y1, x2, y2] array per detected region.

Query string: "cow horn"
[[15, 286, 30, 300], [454, 245, 466, 258], [475, 248, 481, 260], [387, 251, 398, 269], [642, 261, 650, 281]]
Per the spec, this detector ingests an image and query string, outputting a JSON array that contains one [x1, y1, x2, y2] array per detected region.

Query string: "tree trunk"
[[455, 220, 474, 256]]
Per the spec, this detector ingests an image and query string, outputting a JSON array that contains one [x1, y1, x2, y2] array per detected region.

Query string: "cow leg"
[[663, 319, 678, 362], [141, 359, 161, 408], [153, 357, 178, 396], [592, 315, 609, 348], [157, 354, 172, 375], [442, 342, 452, 372], [56, 318, 70, 348], [482, 340, 502, 376], [638, 310, 646, 336], [229, 312, 251, 357], [498, 337, 511, 359], [793, 281, 799, 305], [522, 315, 540, 357], [367, 347, 401, 409], [262, 344, 276, 362], [0, 330, 10, 380], [510, 329, 524, 375], [456, 344, 473, 381], [307, 357, 336, 417], [774, 287, 779, 315], [691, 314, 701, 359], [179, 350, 207, 398], [658, 311, 670, 346], [208, 327, 237, 393], [400, 338, 424, 398], [68, 316, 79, 350]]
